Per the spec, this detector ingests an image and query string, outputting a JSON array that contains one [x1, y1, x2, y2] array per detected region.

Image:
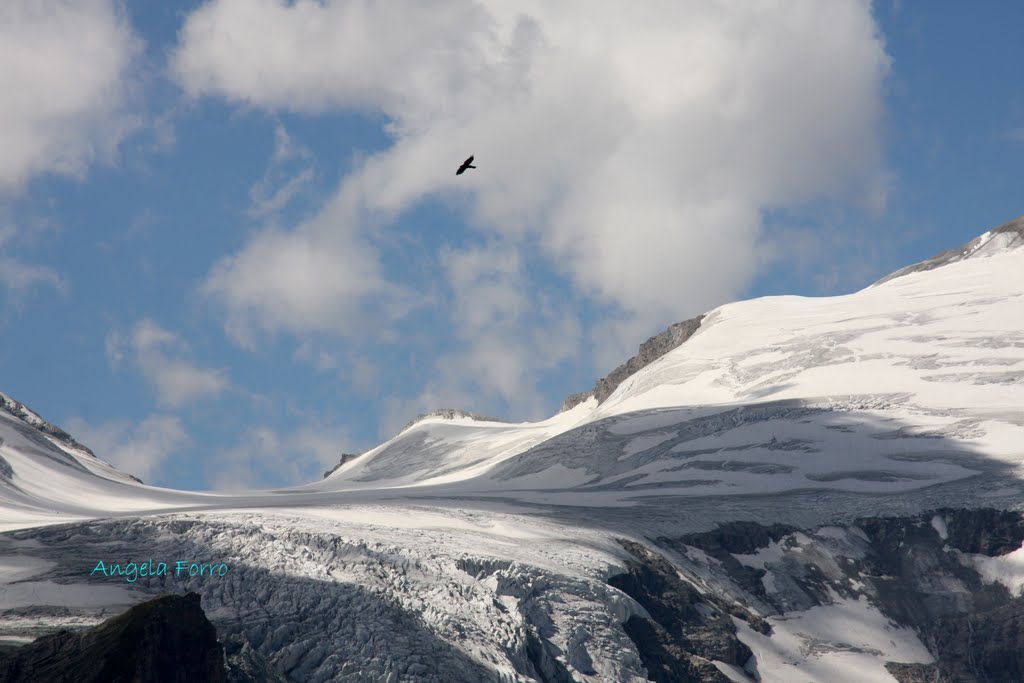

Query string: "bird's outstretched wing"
[[456, 154, 476, 175]]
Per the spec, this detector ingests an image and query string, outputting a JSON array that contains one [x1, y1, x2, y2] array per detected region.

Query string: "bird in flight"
[[456, 155, 476, 175]]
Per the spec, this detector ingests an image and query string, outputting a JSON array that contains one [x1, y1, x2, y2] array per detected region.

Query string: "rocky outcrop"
[[873, 214, 1024, 286], [558, 391, 594, 413], [0, 592, 228, 683], [560, 314, 705, 411], [323, 452, 362, 478]]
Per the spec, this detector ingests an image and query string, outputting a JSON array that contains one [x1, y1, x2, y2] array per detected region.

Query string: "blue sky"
[[0, 0, 1020, 491]]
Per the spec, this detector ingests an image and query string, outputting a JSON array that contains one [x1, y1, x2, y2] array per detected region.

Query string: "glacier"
[[0, 216, 1022, 681]]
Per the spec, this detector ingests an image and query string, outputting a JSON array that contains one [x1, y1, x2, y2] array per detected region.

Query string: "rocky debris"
[[608, 540, 752, 682], [873, 214, 1024, 286], [322, 452, 362, 479], [0, 592, 228, 683], [561, 314, 705, 411]]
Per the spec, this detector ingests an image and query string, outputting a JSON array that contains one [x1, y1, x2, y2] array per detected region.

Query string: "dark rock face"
[[910, 602, 1024, 683], [669, 521, 797, 605], [0, 592, 228, 683], [608, 540, 755, 682], [856, 509, 1024, 683], [653, 509, 1024, 683]]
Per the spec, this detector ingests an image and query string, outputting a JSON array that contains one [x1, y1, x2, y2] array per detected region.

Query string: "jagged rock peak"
[[560, 313, 706, 411], [873, 214, 1024, 287]]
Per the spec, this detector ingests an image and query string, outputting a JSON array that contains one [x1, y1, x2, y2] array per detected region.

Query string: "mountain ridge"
[[872, 214, 1024, 286], [1, 212, 1024, 682]]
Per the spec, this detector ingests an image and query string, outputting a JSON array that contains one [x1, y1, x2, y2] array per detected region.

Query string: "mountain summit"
[[1, 214, 1023, 681]]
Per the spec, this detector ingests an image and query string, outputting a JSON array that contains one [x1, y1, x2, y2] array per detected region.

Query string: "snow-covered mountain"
[[1, 216, 1023, 682]]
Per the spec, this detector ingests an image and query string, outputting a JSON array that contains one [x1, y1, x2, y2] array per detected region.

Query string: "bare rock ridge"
[[0, 592, 228, 683], [873, 214, 1024, 287], [561, 314, 706, 412]]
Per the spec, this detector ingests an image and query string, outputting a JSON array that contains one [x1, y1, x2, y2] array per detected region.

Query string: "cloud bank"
[[0, 0, 141, 193], [175, 0, 891, 414]]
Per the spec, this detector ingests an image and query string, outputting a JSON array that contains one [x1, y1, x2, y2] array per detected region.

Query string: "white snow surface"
[[0, 230, 1022, 681], [734, 594, 933, 682], [960, 542, 1024, 597]]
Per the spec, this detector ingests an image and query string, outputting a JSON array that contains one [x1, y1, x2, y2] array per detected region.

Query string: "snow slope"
[[1, 216, 1023, 682], [307, 222, 1024, 514]]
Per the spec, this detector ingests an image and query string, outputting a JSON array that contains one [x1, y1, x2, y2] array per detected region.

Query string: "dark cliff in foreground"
[[0, 592, 227, 683]]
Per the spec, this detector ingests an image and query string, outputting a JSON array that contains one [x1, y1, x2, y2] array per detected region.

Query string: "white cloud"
[[0, 0, 142, 193], [0, 256, 65, 300], [209, 424, 351, 490], [176, 0, 890, 409], [64, 414, 190, 483], [0, 223, 67, 306], [201, 218, 406, 344], [293, 340, 339, 372], [249, 123, 315, 218], [108, 319, 229, 408]]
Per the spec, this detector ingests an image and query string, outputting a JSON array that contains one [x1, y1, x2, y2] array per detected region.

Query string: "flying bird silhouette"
[[456, 155, 476, 175]]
